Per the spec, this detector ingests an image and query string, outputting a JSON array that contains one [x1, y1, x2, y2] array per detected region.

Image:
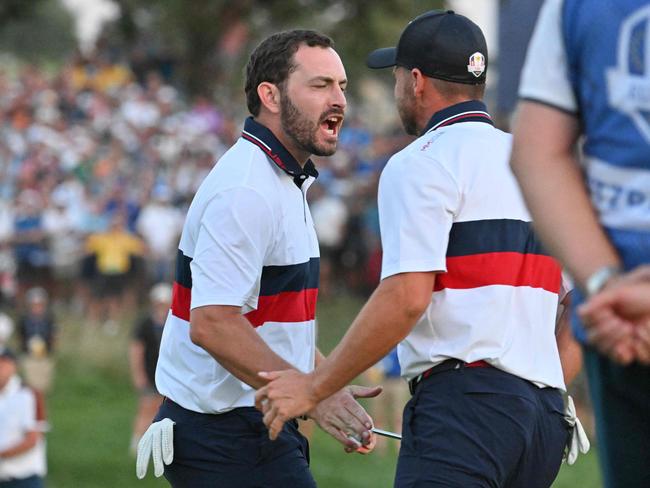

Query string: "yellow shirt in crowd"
[[86, 231, 144, 275]]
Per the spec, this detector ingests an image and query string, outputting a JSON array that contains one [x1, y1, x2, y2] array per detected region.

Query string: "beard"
[[280, 93, 337, 157], [396, 88, 418, 136]]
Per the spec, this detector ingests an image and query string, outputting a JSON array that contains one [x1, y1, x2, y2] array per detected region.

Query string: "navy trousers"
[[0, 476, 44, 488], [154, 399, 316, 488], [583, 346, 650, 488], [396, 364, 569, 488]]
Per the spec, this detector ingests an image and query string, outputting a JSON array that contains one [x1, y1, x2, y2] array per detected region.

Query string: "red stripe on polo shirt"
[[245, 288, 318, 327], [171, 282, 191, 321], [433, 252, 561, 293]]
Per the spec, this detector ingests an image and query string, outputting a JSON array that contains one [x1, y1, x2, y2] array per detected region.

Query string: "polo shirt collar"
[[422, 100, 494, 135], [241, 117, 318, 187]]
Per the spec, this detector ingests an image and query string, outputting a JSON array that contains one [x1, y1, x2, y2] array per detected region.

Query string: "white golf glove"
[[136, 418, 175, 479], [563, 395, 590, 465]]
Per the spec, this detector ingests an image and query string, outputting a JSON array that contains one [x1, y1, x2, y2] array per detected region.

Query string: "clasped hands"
[[579, 265, 650, 365], [255, 370, 382, 454]]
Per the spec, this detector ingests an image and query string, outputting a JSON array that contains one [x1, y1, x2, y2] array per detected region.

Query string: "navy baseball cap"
[[367, 10, 488, 85]]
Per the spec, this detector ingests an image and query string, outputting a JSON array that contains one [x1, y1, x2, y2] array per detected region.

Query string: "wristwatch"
[[584, 265, 621, 297]]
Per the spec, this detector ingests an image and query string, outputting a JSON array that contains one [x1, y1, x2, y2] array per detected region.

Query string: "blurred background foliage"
[[1, 0, 443, 95]]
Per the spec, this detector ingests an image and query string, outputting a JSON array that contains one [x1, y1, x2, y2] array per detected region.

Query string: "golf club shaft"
[[372, 427, 402, 440]]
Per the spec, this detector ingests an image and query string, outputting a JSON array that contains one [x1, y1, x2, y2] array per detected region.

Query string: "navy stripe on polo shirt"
[[171, 250, 192, 321], [246, 258, 320, 327], [171, 251, 320, 326], [435, 219, 561, 293]]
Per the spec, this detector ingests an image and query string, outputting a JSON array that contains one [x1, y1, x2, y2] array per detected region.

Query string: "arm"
[[312, 271, 433, 400], [0, 431, 40, 459], [510, 102, 621, 289], [190, 305, 294, 389], [555, 292, 582, 385], [193, 305, 378, 447], [258, 271, 433, 439]]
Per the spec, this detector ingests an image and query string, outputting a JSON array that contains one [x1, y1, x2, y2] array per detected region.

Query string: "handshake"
[[580, 265, 650, 365]]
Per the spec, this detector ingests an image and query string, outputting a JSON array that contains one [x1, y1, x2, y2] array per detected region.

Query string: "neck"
[[254, 114, 310, 167], [417, 96, 481, 134]]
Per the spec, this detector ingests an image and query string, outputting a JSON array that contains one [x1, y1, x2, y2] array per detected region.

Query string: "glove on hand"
[[563, 395, 590, 465], [136, 418, 175, 479]]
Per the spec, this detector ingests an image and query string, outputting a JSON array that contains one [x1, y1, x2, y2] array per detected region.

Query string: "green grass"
[[44, 296, 602, 487]]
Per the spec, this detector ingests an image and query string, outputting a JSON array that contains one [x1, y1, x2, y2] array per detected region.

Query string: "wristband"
[[584, 265, 621, 297]]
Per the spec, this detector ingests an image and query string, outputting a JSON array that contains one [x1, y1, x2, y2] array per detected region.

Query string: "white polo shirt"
[[156, 117, 319, 414], [0, 376, 46, 481], [379, 100, 565, 390]]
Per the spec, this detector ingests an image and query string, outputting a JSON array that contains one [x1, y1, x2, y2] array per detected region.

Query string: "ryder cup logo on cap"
[[365, 10, 488, 85], [467, 52, 485, 78]]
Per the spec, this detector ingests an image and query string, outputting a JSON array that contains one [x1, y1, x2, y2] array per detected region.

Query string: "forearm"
[[190, 307, 294, 389], [311, 276, 426, 401], [0, 431, 39, 459], [556, 304, 582, 385], [511, 103, 620, 288]]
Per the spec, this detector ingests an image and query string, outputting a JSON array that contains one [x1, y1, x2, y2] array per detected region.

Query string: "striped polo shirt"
[[379, 100, 565, 390], [156, 117, 320, 414]]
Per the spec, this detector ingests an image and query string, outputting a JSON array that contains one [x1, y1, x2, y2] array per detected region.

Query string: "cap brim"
[[366, 47, 397, 69]]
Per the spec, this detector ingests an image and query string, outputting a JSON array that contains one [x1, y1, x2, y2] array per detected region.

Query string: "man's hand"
[[579, 268, 650, 364], [308, 386, 381, 452], [135, 418, 174, 479], [581, 305, 636, 365], [255, 369, 381, 447]]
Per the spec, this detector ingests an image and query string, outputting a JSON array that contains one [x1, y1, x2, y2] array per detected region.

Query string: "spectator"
[[135, 186, 183, 284], [17, 287, 56, 396], [85, 212, 144, 331], [129, 283, 171, 455], [0, 347, 47, 488]]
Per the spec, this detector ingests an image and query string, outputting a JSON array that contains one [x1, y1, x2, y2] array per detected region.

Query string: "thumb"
[[348, 385, 383, 399], [258, 370, 283, 381]]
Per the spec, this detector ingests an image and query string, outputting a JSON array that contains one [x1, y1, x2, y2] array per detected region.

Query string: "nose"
[[331, 84, 346, 111]]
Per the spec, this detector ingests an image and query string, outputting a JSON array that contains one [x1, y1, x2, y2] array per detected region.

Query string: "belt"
[[408, 359, 491, 395]]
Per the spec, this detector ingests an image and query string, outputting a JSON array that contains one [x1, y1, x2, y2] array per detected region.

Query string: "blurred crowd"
[[0, 51, 410, 327]]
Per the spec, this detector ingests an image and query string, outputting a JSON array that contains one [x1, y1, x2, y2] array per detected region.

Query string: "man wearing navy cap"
[[257, 10, 587, 487]]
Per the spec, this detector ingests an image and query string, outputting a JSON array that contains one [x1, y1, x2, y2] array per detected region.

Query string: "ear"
[[411, 68, 427, 98], [257, 82, 281, 114]]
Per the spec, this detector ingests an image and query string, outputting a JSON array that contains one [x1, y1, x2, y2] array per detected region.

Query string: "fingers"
[[348, 384, 383, 399], [355, 432, 377, 455], [152, 424, 164, 477], [162, 420, 174, 465], [135, 432, 152, 479], [321, 424, 362, 450], [634, 321, 650, 365], [258, 370, 283, 381], [254, 386, 269, 413]]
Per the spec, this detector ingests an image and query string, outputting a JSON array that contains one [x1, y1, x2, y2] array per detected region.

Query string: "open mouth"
[[321, 115, 343, 137]]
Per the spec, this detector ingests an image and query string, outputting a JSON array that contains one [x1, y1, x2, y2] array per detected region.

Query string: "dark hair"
[[245, 29, 334, 116]]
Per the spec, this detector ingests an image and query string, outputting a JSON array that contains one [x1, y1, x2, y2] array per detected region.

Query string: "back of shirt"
[[520, 0, 650, 270], [379, 117, 564, 389]]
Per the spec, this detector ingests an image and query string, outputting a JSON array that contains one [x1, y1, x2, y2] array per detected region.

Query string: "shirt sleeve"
[[378, 153, 460, 280], [190, 187, 274, 310], [518, 0, 577, 113]]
